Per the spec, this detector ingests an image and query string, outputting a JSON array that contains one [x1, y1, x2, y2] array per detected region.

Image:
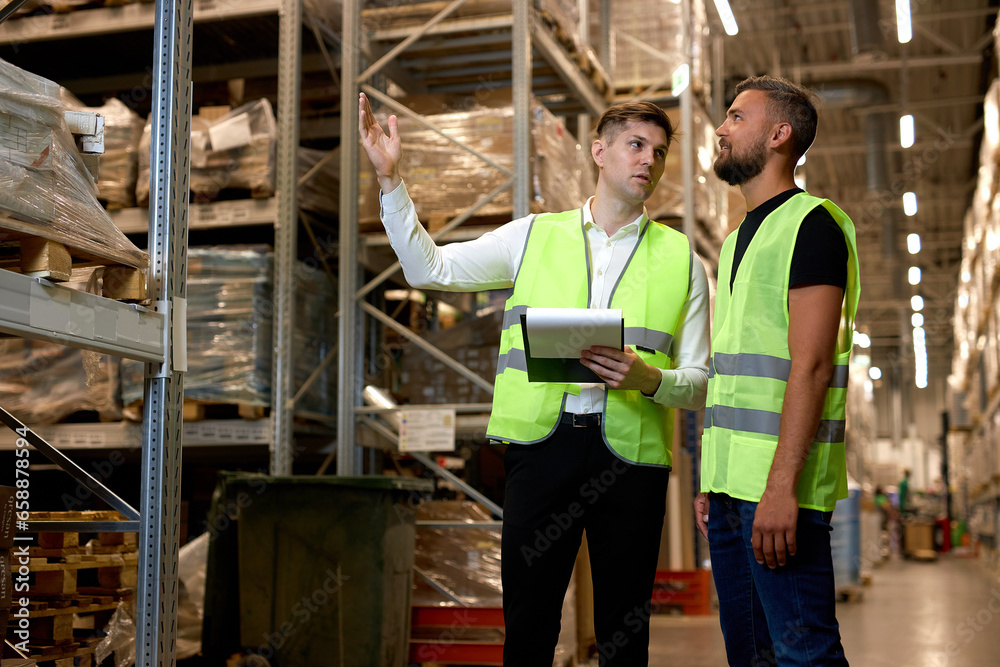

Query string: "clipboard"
[[520, 309, 624, 383]]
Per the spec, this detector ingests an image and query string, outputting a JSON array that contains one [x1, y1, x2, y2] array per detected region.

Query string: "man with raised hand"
[[360, 92, 709, 666]]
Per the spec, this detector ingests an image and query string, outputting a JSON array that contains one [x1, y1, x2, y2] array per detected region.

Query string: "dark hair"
[[596, 101, 675, 146], [734, 75, 820, 160]]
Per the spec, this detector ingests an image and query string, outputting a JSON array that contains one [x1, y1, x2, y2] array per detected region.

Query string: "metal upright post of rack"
[[270, 0, 303, 475], [138, 0, 192, 661]]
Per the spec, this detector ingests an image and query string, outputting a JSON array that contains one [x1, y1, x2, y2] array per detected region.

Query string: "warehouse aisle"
[[648, 557, 1000, 666]]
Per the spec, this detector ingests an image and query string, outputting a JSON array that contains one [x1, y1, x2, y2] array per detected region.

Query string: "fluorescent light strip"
[[908, 266, 921, 285], [713, 0, 739, 36], [903, 191, 918, 216], [900, 114, 915, 148], [907, 233, 921, 254], [896, 0, 912, 44], [913, 326, 927, 388]]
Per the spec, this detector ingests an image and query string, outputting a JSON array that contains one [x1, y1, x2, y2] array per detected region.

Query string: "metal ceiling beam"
[[809, 138, 974, 156], [792, 53, 983, 77]]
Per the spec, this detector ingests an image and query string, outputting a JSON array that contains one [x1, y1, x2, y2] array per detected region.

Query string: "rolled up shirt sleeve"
[[379, 180, 532, 291]]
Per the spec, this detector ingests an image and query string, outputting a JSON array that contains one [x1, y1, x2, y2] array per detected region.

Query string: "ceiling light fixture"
[[907, 233, 921, 254], [713, 0, 739, 36], [911, 312, 924, 327], [896, 0, 912, 44], [908, 266, 921, 285], [911, 295, 924, 311], [869, 366, 883, 381], [903, 192, 918, 216]]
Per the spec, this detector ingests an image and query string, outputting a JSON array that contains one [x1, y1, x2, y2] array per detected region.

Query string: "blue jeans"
[[708, 493, 849, 667]]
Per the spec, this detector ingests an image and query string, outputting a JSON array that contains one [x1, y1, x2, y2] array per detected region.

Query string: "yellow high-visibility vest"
[[701, 192, 861, 511], [485, 208, 692, 467]]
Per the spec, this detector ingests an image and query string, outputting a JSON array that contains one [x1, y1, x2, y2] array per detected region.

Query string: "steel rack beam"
[[0, 271, 164, 363], [111, 198, 278, 234], [530, 14, 605, 117], [0, 407, 139, 521], [0, 0, 280, 44]]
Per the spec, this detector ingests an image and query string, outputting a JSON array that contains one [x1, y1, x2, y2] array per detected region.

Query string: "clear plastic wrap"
[[413, 500, 502, 607], [360, 101, 595, 224], [0, 338, 121, 425], [137, 99, 276, 205], [604, 0, 710, 93], [61, 92, 144, 210], [297, 146, 339, 216], [177, 532, 210, 660], [94, 600, 136, 667], [0, 58, 147, 268], [120, 248, 337, 414]]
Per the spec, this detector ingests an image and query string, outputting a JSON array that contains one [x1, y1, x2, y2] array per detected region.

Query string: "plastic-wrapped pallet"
[[0, 57, 147, 268], [0, 338, 121, 425], [360, 100, 595, 225], [413, 500, 502, 608], [136, 99, 277, 206], [61, 92, 144, 210], [120, 247, 337, 416], [297, 147, 339, 217]]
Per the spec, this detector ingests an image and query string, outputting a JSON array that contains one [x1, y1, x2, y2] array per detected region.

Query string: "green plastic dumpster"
[[202, 472, 433, 667]]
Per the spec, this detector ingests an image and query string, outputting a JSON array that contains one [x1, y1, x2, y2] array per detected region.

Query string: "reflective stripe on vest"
[[708, 352, 849, 388], [700, 193, 860, 511], [485, 208, 693, 466]]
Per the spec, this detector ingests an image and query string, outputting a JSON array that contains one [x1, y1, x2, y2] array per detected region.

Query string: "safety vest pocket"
[[725, 433, 778, 501]]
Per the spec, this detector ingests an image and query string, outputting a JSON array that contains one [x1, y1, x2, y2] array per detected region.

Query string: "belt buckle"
[[572, 413, 599, 428]]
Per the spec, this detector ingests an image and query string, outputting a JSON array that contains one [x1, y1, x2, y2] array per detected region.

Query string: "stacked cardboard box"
[[61, 94, 144, 210], [137, 99, 276, 205], [397, 310, 502, 407], [360, 100, 595, 225], [0, 339, 121, 425], [120, 248, 337, 416]]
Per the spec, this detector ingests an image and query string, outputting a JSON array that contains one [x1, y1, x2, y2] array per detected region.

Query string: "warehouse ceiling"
[[709, 0, 998, 387]]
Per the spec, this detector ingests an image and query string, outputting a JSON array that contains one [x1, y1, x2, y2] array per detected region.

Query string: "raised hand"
[[359, 92, 403, 193]]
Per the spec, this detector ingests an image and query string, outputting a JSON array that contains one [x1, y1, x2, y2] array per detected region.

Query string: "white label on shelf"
[[398, 409, 456, 452]]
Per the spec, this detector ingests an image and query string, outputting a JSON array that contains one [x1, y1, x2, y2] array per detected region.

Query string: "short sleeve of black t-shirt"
[[730, 188, 848, 292]]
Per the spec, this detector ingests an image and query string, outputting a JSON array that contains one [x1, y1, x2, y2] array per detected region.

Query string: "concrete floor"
[[647, 556, 1000, 666]]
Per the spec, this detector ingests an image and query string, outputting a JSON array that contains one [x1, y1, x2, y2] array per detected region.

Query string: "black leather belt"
[[560, 412, 602, 428]]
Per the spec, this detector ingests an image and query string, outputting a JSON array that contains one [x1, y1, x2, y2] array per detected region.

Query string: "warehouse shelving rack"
[[337, 0, 711, 498], [0, 0, 311, 476], [0, 0, 191, 660]]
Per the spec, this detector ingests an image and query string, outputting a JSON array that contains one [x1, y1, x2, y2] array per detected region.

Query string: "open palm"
[[359, 92, 402, 191]]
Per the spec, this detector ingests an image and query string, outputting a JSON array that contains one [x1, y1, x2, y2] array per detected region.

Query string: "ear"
[[770, 122, 794, 150], [592, 138, 605, 167]]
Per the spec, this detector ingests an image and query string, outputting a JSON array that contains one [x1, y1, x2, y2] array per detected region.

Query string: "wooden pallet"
[[0, 231, 146, 301], [124, 398, 268, 422]]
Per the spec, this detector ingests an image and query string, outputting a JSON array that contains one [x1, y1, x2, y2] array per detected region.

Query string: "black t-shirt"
[[729, 188, 848, 292]]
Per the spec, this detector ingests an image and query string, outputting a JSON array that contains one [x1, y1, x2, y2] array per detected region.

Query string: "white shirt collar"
[[581, 196, 650, 237]]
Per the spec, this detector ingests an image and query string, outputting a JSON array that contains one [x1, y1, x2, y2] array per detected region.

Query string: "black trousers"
[[501, 421, 670, 666]]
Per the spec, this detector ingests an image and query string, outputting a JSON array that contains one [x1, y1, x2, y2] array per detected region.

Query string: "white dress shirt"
[[379, 180, 710, 414]]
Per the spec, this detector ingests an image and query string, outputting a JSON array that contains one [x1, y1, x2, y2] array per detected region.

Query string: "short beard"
[[714, 135, 768, 186]]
